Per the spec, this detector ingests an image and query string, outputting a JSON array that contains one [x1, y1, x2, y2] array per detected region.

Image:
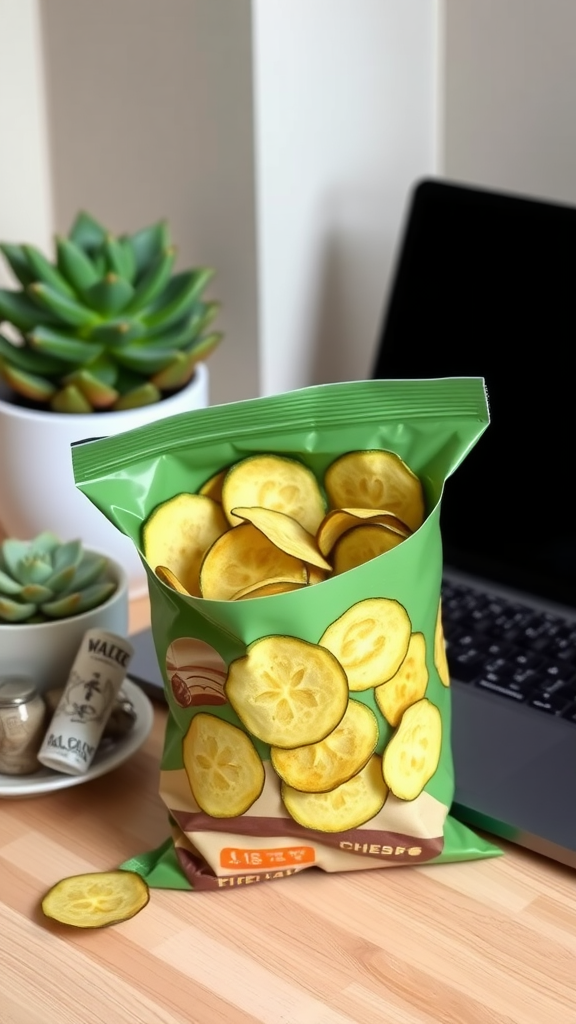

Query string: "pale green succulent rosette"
[[0, 531, 116, 623]]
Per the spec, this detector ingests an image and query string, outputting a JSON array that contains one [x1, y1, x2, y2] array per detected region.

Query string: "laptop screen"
[[373, 179, 576, 608]]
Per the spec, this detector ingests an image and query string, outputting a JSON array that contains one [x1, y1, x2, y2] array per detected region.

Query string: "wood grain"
[[1, 595, 575, 1024]]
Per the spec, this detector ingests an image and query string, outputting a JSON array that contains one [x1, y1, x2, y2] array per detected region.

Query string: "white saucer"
[[0, 678, 154, 799]]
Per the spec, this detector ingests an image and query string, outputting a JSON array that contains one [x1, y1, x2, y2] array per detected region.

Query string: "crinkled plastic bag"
[[73, 378, 501, 890]]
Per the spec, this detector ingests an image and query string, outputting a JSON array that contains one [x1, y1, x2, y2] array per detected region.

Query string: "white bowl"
[[0, 553, 129, 693]]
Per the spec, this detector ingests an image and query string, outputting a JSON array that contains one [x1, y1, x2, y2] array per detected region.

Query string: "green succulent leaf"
[[144, 311, 201, 350], [42, 564, 76, 595], [0, 362, 56, 401], [179, 302, 221, 346], [50, 383, 94, 413], [125, 246, 176, 312], [181, 330, 222, 364], [52, 539, 83, 573], [2, 539, 37, 581], [88, 318, 147, 347], [56, 236, 100, 293], [143, 269, 214, 332], [0, 244, 37, 287], [144, 302, 219, 350], [187, 299, 220, 337], [150, 345, 212, 391], [0, 567, 23, 595], [28, 283, 101, 329], [118, 237, 137, 283], [63, 368, 119, 409], [113, 329, 220, 379], [77, 352, 119, 386], [112, 381, 162, 410], [128, 221, 170, 280], [42, 581, 116, 618], [24, 244, 77, 297], [92, 252, 107, 275], [38, 592, 82, 618], [19, 582, 55, 603], [113, 364, 145, 395], [0, 597, 38, 623], [60, 553, 108, 593], [29, 531, 62, 554], [0, 289, 51, 332], [103, 234, 134, 281], [113, 343, 180, 374], [0, 332, 66, 374], [18, 559, 54, 587], [68, 211, 108, 253], [83, 274, 135, 316], [29, 326, 104, 365], [76, 581, 116, 612]]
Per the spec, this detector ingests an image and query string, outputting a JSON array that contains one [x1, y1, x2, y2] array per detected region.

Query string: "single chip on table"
[[271, 699, 379, 792], [331, 523, 405, 575], [142, 493, 229, 597], [231, 505, 332, 571], [281, 755, 388, 832], [221, 454, 326, 533], [182, 713, 265, 817], [375, 632, 429, 726], [225, 635, 349, 748], [200, 523, 307, 601], [232, 577, 307, 600], [434, 601, 451, 687], [319, 598, 411, 692], [324, 450, 425, 533], [382, 698, 442, 801], [316, 507, 410, 557], [41, 870, 149, 929]]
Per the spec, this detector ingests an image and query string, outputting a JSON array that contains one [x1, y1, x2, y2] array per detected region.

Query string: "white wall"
[[253, 0, 441, 394], [37, 0, 440, 402], [0, 0, 53, 287], [443, 0, 576, 206], [8, 1, 576, 404], [39, 0, 259, 407]]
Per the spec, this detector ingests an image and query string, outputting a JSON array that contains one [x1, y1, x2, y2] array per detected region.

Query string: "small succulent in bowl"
[[0, 211, 222, 413], [0, 532, 116, 623]]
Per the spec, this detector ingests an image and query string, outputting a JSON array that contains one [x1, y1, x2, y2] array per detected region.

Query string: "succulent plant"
[[0, 532, 116, 623], [0, 211, 222, 413]]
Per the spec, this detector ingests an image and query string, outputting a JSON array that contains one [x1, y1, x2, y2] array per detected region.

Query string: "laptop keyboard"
[[442, 578, 576, 723]]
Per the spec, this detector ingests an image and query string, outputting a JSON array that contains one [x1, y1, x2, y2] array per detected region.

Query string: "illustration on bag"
[[156, 597, 450, 862]]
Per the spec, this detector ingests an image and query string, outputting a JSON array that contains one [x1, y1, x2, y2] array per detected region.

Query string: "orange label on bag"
[[220, 846, 316, 870]]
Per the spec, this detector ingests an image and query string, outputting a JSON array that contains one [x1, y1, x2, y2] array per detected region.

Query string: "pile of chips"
[[141, 449, 451, 834], [142, 448, 425, 600]]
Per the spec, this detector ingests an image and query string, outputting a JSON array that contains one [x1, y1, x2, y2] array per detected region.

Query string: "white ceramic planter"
[[0, 554, 129, 692], [0, 363, 209, 597]]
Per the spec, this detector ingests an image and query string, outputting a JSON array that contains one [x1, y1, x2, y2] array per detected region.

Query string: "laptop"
[[130, 178, 576, 868], [371, 177, 576, 868]]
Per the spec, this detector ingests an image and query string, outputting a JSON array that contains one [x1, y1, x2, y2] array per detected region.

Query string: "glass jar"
[[0, 677, 46, 775]]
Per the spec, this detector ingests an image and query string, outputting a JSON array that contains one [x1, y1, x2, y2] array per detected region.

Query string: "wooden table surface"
[[1, 595, 575, 1024]]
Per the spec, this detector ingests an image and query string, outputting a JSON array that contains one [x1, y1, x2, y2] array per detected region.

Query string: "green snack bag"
[[73, 378, 501, 890]]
